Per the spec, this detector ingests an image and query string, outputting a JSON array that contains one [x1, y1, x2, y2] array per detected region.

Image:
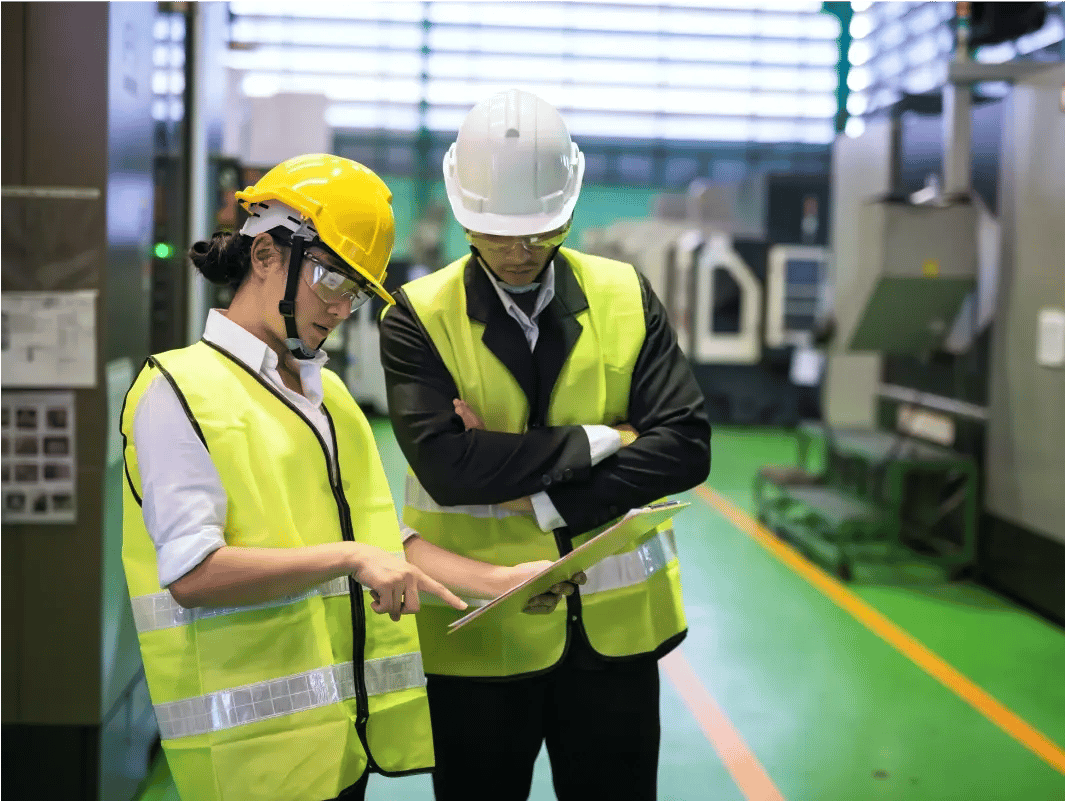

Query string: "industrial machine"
[[752, 35, 1064, 610], [582, 199, 828, 425]]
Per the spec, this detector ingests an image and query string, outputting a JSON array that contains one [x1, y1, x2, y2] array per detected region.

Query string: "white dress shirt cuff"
[[583, 424, 622, 466], [531, 491, 566, 532], [400, 525, 420, 543], [157, 527, 226, 588]]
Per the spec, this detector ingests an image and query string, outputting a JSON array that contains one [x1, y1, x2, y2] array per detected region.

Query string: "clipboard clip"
[[644, 500, 683, 510]]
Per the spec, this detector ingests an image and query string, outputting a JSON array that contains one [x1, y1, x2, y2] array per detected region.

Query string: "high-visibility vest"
[[122, 342, 433, 801], [400, 248, 686, 678]]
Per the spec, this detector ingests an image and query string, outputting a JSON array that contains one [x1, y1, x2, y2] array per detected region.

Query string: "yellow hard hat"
[[236, 153, 396, 305]]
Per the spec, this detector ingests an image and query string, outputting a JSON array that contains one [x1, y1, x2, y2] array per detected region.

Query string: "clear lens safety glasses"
[[465, 226, 570, 251], [303, 253, 375, 312]]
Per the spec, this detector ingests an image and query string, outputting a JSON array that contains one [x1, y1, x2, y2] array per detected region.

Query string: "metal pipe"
[[942, 2, 973, 196], [186, 3, 210, 345]]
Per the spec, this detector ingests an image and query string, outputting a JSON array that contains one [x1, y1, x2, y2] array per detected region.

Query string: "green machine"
[[754, 11, 994, 581], [755, 423, 979, 581], [755, 50, 1065, 591], [754, 194, 983, 579]]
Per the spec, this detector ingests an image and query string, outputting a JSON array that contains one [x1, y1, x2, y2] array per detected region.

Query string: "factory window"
[[845, 0, 1064, 128], [226, 1, 842, 187]]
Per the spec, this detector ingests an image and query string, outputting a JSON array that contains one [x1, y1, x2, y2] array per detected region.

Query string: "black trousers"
[[426, 635, 661, 801]]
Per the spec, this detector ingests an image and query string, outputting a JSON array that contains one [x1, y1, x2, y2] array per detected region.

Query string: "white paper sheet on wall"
[[1, 290, 98, 387]]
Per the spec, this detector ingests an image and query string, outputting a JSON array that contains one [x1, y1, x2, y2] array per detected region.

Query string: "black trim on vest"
[[551, 251, 591, 317], [577, 624, 688, 666], [199, 340, 331, 461], [148, 355, 210, 452], [461, 252, 591, 425], [198, 340, 340, 489], [120, 358, 152, 508], [422, 628, 688, 685], [322, 406, 387, 777], [200, 339, 399, 774], [368, 765, 435, 779]]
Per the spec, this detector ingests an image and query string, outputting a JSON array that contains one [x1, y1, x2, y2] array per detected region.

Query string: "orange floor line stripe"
[[661, 649, 786, 801], [695, 484, 1065, 776]]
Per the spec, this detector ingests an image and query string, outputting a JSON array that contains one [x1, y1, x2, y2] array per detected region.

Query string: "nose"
[[498, 239, 531, 256], [327, 298, 353, 320]]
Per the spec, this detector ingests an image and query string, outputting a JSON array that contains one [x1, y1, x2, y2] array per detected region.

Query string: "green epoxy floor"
[[135, 424, 1065, 801]]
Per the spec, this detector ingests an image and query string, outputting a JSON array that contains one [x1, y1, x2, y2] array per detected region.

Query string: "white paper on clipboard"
[[447, 500, 688, 633]]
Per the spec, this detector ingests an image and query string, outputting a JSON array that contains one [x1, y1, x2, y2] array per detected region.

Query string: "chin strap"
[[279, 233, 317, 360]]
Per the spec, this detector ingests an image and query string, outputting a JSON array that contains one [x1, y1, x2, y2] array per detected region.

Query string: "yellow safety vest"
[[121, 341, 432, 801], [400, 248, 687, 678]]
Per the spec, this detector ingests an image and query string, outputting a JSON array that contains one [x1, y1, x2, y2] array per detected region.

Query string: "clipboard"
[[447, 500, 688, 633]]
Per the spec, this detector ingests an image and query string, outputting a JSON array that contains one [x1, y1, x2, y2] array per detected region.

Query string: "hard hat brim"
[[237, 193, 396, 306], [448, 205, 578, 238]]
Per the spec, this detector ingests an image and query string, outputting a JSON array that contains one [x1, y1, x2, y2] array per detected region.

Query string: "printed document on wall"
[[1, 391, 77, 524], [1, 290, 97, 387]]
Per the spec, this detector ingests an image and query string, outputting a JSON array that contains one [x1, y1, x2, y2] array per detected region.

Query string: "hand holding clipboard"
[[448, 500, 687, 633]]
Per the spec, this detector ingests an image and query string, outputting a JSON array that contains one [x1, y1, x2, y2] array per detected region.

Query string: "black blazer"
[[379, 251, 710, 536]]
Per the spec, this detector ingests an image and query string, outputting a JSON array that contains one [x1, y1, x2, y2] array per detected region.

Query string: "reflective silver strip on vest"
[[580, 528, 677, 596], [419, 529, 676, 606], [155, 653, 426, 740], [131, 577, 352, 634], [405, 473, 523, 519]]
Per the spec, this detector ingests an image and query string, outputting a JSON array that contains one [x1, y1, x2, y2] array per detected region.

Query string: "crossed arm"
[[380, 274, 711, 536]]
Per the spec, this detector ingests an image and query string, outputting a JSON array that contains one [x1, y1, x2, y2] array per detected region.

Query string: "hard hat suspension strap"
[[279, 233, 316, 360]]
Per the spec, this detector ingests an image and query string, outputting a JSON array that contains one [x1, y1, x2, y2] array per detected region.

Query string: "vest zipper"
[[322, 409, 382, 773], [197, 342, 380, 771]]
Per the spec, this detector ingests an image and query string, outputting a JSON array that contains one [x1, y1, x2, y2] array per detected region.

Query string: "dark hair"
[[188, 230, 288, 291], [188, 231, 252, 291]]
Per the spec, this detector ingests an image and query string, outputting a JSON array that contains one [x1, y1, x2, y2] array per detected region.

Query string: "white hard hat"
[[443, 89, 585, 237]]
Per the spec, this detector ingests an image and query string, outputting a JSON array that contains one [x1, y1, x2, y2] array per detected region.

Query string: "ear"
[[249, 233, 282, 279]]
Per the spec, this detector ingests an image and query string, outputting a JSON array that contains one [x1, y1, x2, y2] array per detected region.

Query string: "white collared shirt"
[[478, 259, 622, 531], [133, 309, 333, 587], [479, 260, 557, 352]]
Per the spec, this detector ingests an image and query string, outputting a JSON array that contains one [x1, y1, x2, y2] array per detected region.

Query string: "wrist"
[[485, 564, 518, 598], [343, 542, 370, 577], [618, 429, 637, 447]]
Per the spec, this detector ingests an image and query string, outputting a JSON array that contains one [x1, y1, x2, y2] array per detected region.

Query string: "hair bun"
[[188, 231, 249, 289]]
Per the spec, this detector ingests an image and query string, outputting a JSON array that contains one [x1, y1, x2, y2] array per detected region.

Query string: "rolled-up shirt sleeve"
[[134, 375, 227, 588]]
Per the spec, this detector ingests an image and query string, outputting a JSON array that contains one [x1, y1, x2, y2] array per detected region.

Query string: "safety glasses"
[[465, 225, 570, 251], [303, 251, 375, 312]]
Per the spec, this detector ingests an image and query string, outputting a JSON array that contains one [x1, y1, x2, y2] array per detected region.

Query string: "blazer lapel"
[[464, 255, 539, 409], [534, 253, 587, 420]]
